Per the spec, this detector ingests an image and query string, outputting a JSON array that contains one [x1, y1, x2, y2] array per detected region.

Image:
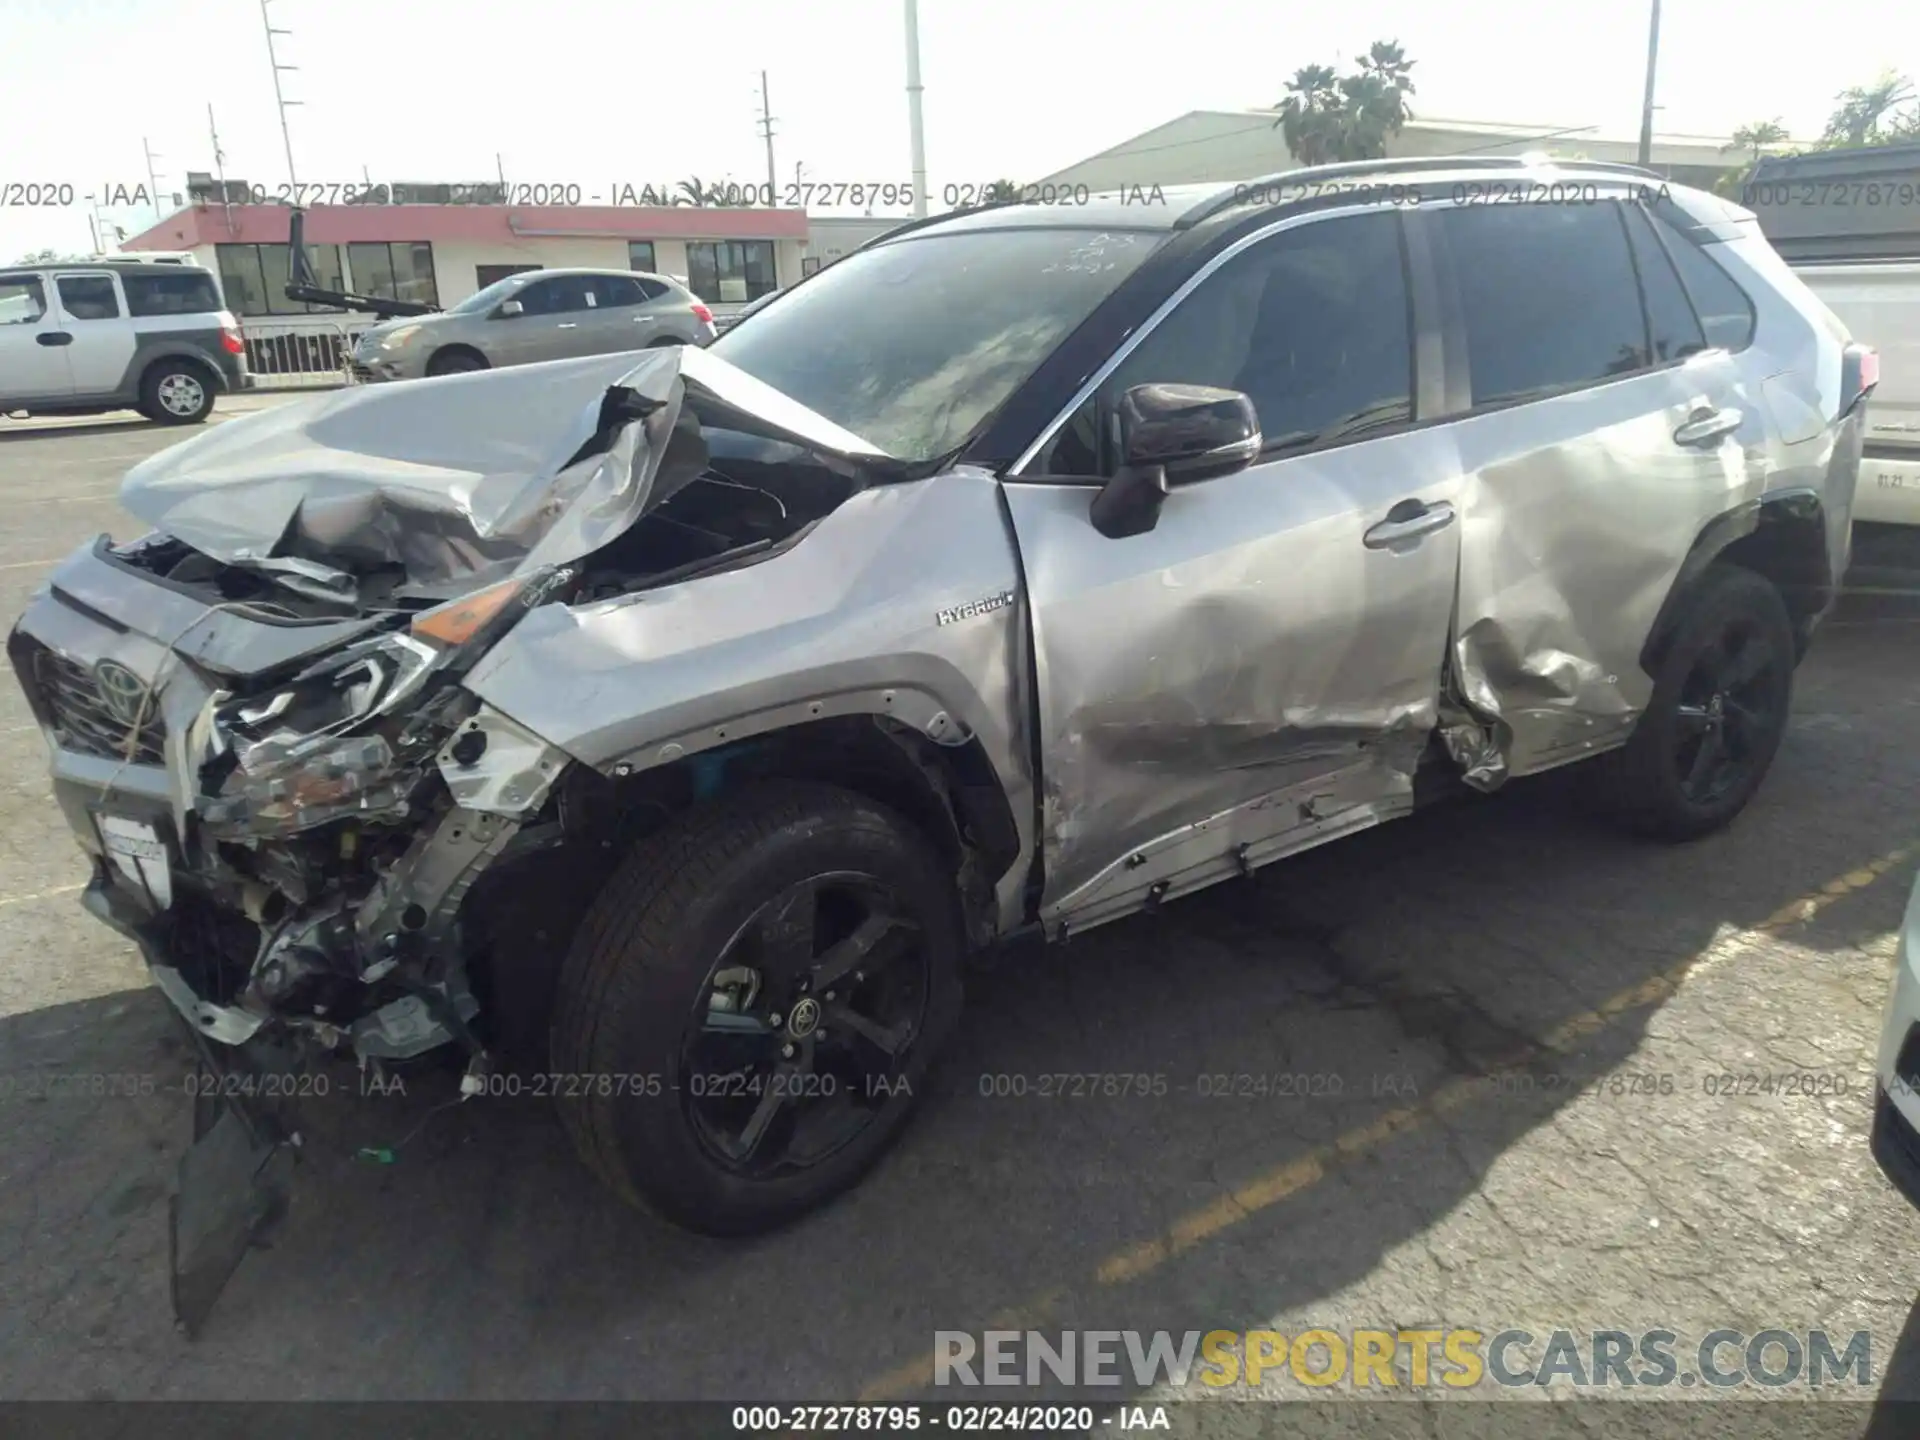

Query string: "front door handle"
[[36, 331, 72, 346], [1673, 405, 1742, 446], [1364, 500, 1456, 550]]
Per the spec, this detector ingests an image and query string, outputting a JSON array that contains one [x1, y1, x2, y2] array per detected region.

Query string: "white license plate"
[[96, 815, 173, 909]]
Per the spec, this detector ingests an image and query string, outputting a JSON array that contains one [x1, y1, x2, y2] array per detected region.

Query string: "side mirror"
[[496, 298, 524, 318], [1089, 383, 1262, 539]]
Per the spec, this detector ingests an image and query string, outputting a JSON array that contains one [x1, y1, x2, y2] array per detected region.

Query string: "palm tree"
[[1275, 63, 1343, 166], [1274, 42, 1415, 164], [1724, 119, 1790, 162], [1820, 72, 1917, 148]]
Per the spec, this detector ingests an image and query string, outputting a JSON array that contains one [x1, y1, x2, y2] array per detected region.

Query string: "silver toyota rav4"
[[8, 158, 1875, 1329]]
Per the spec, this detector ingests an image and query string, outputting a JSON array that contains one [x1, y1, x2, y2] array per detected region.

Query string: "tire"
[[551, 780, 965, 1233], [139, 360, 215, 425], [425, 349, 487, 377], [1601, 564, 1796, 840]]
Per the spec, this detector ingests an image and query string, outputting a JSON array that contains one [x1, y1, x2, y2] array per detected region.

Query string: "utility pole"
[[209, 105, 235, 237], [1636, 0, 1661, 169], [757, 71, 779, 207], [260, 0, 302, 190], [142, 137, 164, 222], [904, 0, 928, 215]]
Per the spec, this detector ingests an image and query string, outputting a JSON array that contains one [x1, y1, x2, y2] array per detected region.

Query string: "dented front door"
[[1004, 210, 1460, 930]]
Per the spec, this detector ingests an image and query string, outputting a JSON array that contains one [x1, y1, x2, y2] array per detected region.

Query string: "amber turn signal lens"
[[410, 577, 525, 646]]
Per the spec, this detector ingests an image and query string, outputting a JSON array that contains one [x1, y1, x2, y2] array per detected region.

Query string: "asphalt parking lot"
[[0, 394, 1917, 1433]]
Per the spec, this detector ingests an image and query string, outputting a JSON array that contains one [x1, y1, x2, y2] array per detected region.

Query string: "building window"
[[801, 256, 821, 277], [686, 240, 776, 303], [475, 263, 541, 289], [627, 241, 657, 272], [215, 242, 345, 316], [346, 242, 438, 307]]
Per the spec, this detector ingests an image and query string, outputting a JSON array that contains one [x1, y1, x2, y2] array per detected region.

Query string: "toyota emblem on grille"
[[92, 661, 151, 727]]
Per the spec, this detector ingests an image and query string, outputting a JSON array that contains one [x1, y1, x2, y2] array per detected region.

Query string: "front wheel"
[[1601, 564, 1796, 840], [551, 781, 964, 1233]]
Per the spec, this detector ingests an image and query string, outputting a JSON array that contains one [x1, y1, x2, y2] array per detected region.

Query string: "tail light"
[[690, 301, 714, 325], [220, 327, 245, 355], [1842, 343, 1879, 416]]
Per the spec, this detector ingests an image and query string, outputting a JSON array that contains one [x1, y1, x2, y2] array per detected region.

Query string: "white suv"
[[0, 259, 250, 425]]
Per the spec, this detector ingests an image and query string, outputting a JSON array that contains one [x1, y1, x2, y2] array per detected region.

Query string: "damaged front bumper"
[[10, 543, 576, 1332]]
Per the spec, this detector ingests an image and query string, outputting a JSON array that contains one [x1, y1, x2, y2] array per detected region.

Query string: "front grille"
[[27, 646, 166, 765]]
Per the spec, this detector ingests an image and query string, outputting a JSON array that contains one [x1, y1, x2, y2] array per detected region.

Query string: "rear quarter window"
[[122, 269, 223, 317], [1647, 215, 1756, 352]]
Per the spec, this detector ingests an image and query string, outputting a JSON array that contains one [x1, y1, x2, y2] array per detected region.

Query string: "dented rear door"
[[1426, 196, 1765, 781], [1005, 208, 1460, 930]]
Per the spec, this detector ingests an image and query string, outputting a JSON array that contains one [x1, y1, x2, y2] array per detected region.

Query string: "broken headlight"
[[192, 574, 550, 841], [196, 633, 442, 839]]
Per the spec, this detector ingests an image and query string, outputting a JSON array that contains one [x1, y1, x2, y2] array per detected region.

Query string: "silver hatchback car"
[[8, 156, 1873, 1330], [348, 267, 717, 381]]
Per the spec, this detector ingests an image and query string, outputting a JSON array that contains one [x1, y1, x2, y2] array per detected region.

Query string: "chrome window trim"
[[1007, 178, 1649, 478]]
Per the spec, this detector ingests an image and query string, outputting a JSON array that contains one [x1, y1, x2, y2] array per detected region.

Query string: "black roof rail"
[[1174, 153, 1670, 228], [853, 198, 1028, 252]]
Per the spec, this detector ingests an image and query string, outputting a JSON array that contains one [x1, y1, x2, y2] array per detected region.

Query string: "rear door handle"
[[36, 332, 72, 347], [1364, 500, 1456, 550], [1673, 405, 1742, 446]]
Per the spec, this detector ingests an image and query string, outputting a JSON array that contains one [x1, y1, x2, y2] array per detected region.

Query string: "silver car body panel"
[[117, 345, 884, 591], [463, 465, 1038, 928]]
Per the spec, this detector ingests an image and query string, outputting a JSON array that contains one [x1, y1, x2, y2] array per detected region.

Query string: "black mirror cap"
[[1118, 383, 1262, 484]]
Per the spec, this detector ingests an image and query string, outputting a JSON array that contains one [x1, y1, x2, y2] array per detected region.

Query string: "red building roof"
[[123, 203, 810, 250]]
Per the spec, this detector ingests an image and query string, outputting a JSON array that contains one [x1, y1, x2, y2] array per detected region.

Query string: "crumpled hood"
[[120, 346, 888, 593]]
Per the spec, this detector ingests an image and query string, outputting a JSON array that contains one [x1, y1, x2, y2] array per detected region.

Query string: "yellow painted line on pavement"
[[0, 558, 63, 571], [857, 840, 1918, 1402]]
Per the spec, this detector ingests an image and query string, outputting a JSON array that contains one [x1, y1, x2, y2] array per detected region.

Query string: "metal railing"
[[241, 321, 367, 389]]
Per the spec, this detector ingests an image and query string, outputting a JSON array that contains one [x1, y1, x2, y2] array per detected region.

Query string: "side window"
[[536, 275, 593, 313], [596, 274, 647, 307], [0, 275, 47, 325], [122, 269, 222, 317], [634, 277, 669, 301], [1647, 211, 1757, 352], [56, 275, 120, 321], [512, 279, 562, 316], [1038, 212, 1414, 476], [1440, 203, 1649, 407], [1622, 204, 1707, 363]]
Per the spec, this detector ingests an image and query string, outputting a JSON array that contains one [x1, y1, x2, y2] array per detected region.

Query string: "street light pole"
[[1637, 0, 1661, 168], [904, 0, 928, 216]]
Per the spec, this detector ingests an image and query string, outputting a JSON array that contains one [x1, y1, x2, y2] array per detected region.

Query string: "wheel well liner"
[[1640, 489, 1831, 672], [428, 343, 488, 370]]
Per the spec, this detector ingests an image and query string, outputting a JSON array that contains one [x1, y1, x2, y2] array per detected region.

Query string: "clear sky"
[[3, 0, 1915, 261]]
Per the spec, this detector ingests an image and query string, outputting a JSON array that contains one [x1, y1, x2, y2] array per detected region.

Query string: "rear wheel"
[[1602, 564, 1795, 840], [140, 360, 215, 424], [551, 781, 964, 1233]]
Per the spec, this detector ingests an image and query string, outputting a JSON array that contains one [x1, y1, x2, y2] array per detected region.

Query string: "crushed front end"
[[8, 536, 575, 1331], [8, 345, 906, 1333]]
